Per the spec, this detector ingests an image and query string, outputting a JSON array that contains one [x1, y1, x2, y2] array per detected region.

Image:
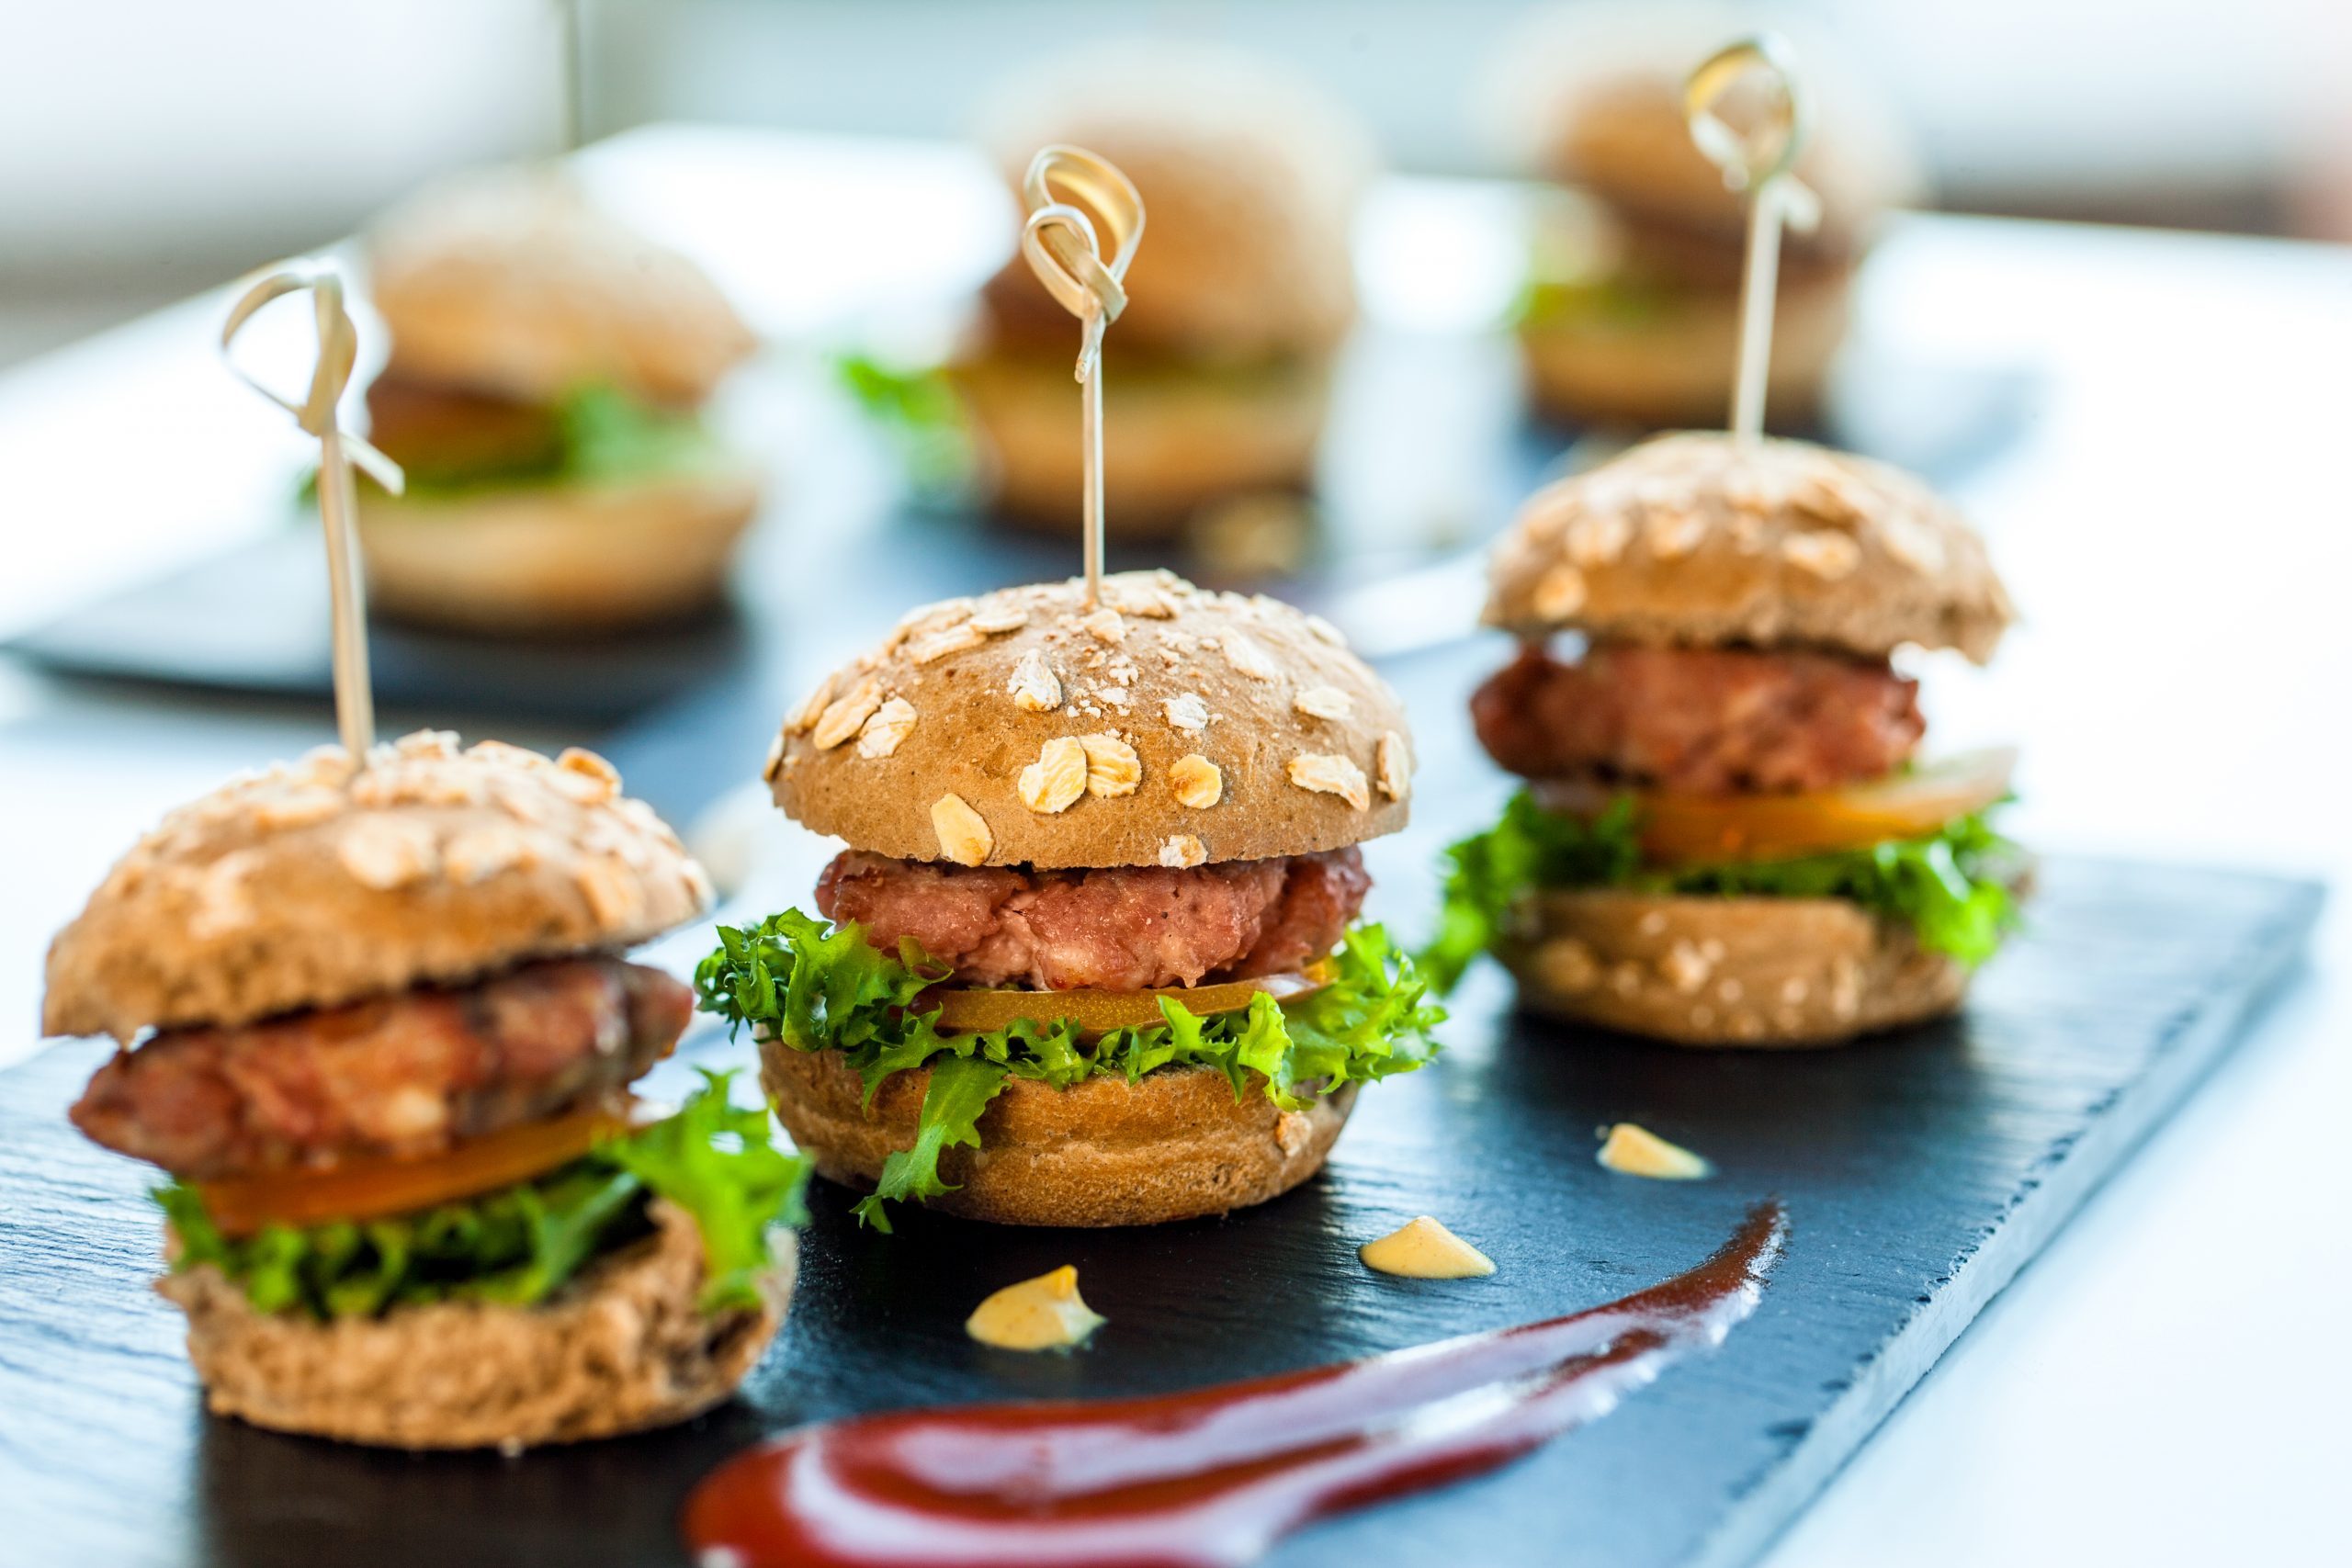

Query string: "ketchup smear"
[[684, 1203, 1786, 1568]]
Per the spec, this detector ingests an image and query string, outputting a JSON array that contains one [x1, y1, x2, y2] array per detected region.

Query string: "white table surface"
[[0, 127, 2346, 1566]]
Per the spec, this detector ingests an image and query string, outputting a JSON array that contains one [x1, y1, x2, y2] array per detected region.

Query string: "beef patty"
[[814, 849, 1371, 991], [1471, 642, 1923, 795], [71, 957, 692, 1179]]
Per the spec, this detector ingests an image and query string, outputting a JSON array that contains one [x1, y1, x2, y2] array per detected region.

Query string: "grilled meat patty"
[[71, 957, 692, 1179], [814, 848, 1371, 992], [1471, 642, 1923, 795]]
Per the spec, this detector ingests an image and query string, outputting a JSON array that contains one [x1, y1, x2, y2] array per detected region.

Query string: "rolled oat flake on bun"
[[46, 731, 808, 1450], [707, 570, 1444, 1229]]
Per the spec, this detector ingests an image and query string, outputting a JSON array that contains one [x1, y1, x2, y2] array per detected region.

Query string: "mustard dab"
[[1597, 1122, 1713, 1180], [1359, 1215, 1497, 1279], [965, 1265, 1107, 1351]]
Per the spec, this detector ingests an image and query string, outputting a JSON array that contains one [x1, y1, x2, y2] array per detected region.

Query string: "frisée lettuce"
[[695, 914, 1444, 1232], [157, 1072, 807, 1320], [1425, 790, 2021, 994]]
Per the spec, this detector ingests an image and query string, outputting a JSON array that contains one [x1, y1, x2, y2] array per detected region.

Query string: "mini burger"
[[46, 731, 806, 1449], [697, 570, 1442, 1228], [357, 166, 761, 631], [1498, 6, 1919, 429], [1430, 433, 2019, 1046], [952, 45, 1373, 536]]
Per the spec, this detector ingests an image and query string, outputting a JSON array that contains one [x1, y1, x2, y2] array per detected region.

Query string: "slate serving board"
[[0, 848, 2318, 1568]]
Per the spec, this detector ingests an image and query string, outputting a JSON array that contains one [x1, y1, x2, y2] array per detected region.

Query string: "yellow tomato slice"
[[925, 964, 1332, 1037], [1540, 748, 2017, 866], [196, 1097, 664, 1238]]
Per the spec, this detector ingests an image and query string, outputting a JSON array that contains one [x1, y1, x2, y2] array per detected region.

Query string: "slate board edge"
[[1691, 875, 2324, 1568]]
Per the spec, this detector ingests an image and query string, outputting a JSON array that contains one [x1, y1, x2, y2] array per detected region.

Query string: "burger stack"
[[1435, 433, 2021, 1046], [357, 167, 763, 632], [699, 570, 1443, 1226], [47, 732, 806, 1448]]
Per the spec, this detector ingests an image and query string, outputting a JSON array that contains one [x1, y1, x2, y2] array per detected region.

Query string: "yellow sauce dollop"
[[1359, 1215, 1497, 1279], [1597, 1122, 1713, 1180], [965, 1265, 1107, 1351]]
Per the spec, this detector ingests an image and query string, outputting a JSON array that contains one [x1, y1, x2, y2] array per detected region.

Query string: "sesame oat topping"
[[1078, 734, 1141, 797], [856, 697, 918, 759], [1293, 685, 1351, 721], [1645, 511, 1708, 560], [931, 795, 992, 866], [1532, 563, 1587, 620], [1170, 754, 1223, 809], [1220, 634, 1280, 681], [1018, 738, 1090, 814], [786, 672, 837, 736], [967, 604, 1032, 635], [1163, 692, 1211, 731], [1375, 732, 1410, 802], [1009, 649, 1063, 712], [1781, 531, 1862, 580], [811, 678, 884, 750], [1287, 753, 1370, 811], [1159, 834, 1207, 869], [337, 817, 438, 890], [1567, 513, 1632, 568], [907, 621, 988, 664]]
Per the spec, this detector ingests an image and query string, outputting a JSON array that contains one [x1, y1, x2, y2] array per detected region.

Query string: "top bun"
[[975, 42, 1373, 361], [1485, 432, 2013, 662], [1495, 3, 1922, 254], [44, 732, 712, 1043], [368, 166, 755, 407], [769, 571, 1411, 869]]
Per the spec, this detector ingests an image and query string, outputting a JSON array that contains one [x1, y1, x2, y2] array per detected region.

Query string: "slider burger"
[[953, 44, 1374, 535], [1499, 6, 1918, 428], [1430, 433, 2019, 1045], [357, 166, 762, 631], [46, 732, 807, 1448], [698, 570, 1442, 1227]]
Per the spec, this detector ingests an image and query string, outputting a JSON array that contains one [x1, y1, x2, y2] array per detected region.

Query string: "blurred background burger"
[[356, 165, 763, 633], [950, 42, 1374, 540], [1492, 2, 1921, 430]]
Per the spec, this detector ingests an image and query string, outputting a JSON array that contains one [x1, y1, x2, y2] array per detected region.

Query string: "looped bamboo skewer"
[[221, 262, 403, 761], [1016, 145, 1145, 606], [1684, 35, 1823, 444]]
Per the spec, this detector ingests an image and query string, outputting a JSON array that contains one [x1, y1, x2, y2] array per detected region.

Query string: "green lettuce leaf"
[[329, 382, 724, 502], [157, 1071, 808, 1320], [833, 353, 974, 492], [696, 916, 1444, 1228], [1425, 790, 2022, 993]]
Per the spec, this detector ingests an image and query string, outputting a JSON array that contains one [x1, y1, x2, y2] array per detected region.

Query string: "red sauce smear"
[[684, 1203, 1786, 1568]]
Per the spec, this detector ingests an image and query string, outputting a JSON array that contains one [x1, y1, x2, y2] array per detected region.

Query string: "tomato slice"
[[1538, 748, 2017, 866], [925, 964, 1332, 1037], [196, 1097, 666, 1238]]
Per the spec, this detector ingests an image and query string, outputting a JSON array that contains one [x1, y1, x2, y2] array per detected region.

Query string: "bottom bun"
[[1500, 889, 1967, 1048], [160, 1200, 794, 1450], [761, 1043, 1355, 1226], [1518, 271, 1850, 431], [951, 352, 1331, 535], [355, 463, 761, 634]]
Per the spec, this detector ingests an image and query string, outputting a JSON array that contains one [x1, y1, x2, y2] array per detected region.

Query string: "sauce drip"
[[684, 1203, 1786, 1568]]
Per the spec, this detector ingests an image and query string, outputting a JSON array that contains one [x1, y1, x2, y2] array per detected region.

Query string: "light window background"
[[4, 0, 2349, 367]]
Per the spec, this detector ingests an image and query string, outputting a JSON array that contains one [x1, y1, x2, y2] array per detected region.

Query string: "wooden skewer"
[[1016, 145, 1145, 606], [220, 262, 403, 763], [1685, 35, 1823, 445]]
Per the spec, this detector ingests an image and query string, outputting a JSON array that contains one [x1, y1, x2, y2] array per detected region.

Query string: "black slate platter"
[[0, 855, 2318, 1568], [0, 528, 756, 728]]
